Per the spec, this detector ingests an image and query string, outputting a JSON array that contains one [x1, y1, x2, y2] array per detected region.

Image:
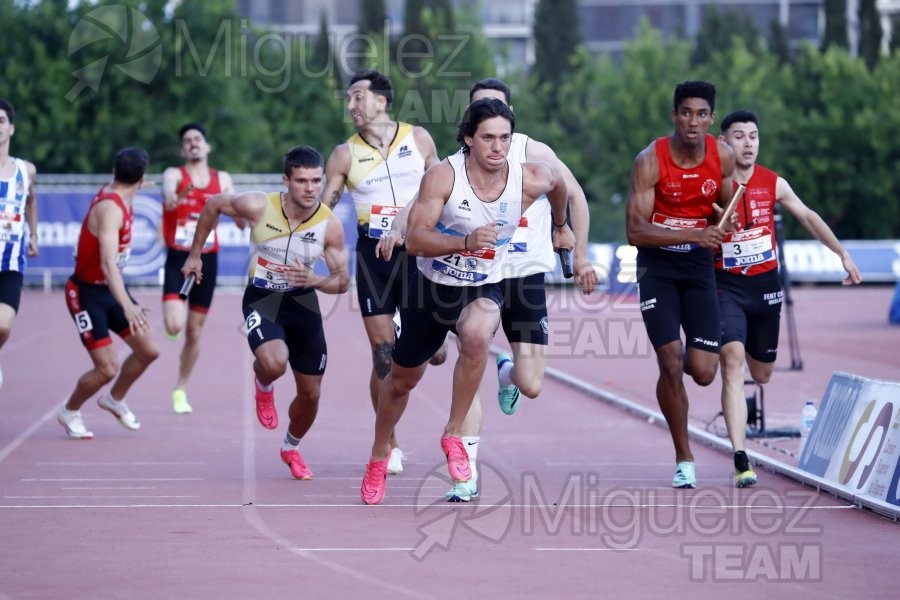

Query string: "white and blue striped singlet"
[[0, 158, 31, 272]]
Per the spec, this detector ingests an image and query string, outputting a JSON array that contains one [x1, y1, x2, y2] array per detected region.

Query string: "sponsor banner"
[[885, 444, 900, 507], [799, 373, 866, 475], [24, 186, 899, 288], [608, 244, 638, 295], [799, 372, 900, 505], [784, 240, 900, 282], [855, 379, 900, 506], [26, 190, 361, 286], [28, 191, 249, 284], [610, 240, 900, 290]]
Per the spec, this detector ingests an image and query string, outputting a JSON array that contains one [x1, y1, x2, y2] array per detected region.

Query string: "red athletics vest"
[[651, 134, 721, 252], [162, 166, 222, 252], [74, 189, 133, 285], [715, 165, 779, 275]]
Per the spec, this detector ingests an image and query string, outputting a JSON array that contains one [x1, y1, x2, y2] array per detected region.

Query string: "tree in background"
[[691, 6, 760, 66], [402, 0, 429, 75], [823, 0, 849, 51], [311, 10, 343, 87], [359, 0, 387, 38], [353, 0, 387, 74], [532, 0, 581, 88], [517, 20, 695, 241], [3, 0, 899, 240], [768, 19, 792, 65], [858, 0, 883, 69], [401, 0, 455, 76], [773, 46, 899, 239], [163, 0, 275, 171], [892, 15, 900, 55], [391, 3, 494, 157]]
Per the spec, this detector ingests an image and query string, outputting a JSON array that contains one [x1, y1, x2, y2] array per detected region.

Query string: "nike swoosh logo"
[[466, 442, 477, 446], [453, 463, 472, 480]]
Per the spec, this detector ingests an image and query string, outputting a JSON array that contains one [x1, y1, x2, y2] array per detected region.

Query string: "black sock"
[[734, 450, 750, 472]]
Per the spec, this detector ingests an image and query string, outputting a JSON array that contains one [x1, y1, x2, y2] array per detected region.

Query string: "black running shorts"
[[355, 233, 418, 317], [500, 273, 549, 345], [636, 247, 721, 352], [716, 268, 782, 363], [0, 270, 23, 313], [242, 285, 327, 375], [163, 249, 217, 310], [393, 270, 503, 368], [64, 276, 138, 350]]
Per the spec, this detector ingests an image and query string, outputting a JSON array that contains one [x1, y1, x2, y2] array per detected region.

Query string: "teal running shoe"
[[672, 461, 697, 489], [496, 354, 520, 415], [445, 479, 479, 502]]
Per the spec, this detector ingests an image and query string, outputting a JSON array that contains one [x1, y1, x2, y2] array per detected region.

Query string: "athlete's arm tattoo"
[[327, 190, 342, 209]]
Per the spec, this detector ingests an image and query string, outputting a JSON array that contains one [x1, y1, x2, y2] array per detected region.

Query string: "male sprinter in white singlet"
[[0, 100, 38, 389], [360, 98, 575, 505]]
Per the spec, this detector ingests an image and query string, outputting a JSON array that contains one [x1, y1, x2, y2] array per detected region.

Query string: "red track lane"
[[0, 286, 896, 599]]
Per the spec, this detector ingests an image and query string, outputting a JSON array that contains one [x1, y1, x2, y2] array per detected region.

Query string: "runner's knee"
[[517, 373, 543, 399], [690, 360, 718, 386], [140, 346, 161, 365], [657, 349, 684, 381], [95, 358, 119, 383], [256, 355, 287, 381], [372, 341, 393, 378], [748, 362, 774, 384]]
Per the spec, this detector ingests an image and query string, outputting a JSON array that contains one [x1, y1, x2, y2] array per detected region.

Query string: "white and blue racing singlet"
[[346, 122, 426, 239], [504, 133, 555, 278], [248, 193, 330, 291], [0, 158, 31, 272], [417, 153, 523, 286]]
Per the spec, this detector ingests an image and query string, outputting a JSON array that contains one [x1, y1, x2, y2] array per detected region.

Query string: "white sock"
[[462, 436, 479, 482], [498, 361, 514, 387], [282, 432, 300, 451], [256, 378, 273, 392]]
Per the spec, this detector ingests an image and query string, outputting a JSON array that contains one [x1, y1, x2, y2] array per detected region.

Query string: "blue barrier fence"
[[23, 176, 900, 289]]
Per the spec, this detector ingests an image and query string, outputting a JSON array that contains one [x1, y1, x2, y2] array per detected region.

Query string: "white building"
[[236, 0, 897, 65]]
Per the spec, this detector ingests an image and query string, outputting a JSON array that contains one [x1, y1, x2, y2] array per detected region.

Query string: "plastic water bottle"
[[798, 401, 818, 457]]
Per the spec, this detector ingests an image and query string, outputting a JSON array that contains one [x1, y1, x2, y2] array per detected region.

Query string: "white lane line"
[[544, 462, 675, 467], [291, 548, 414, 552], [534, 548, 641, 552], [0, 503, 859, 510], [22, 478, 202, 482], [61, 486, 156, 490], [5, 495, 199, 499], [240, 364, 433, 600], [37, 462, 205, 466], [0, 402, 61, 464]]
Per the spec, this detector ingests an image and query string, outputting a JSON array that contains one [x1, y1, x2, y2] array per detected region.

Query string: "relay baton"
[[558, 249, 574, 279], [717, 183, 747, 229], [557, 204, 574, 278], [179, 274, 196, 300]]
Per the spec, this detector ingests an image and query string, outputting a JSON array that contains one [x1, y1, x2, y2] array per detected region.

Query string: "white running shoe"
[[58, 408, 94, 440], [97, 394, 141, 430], [387, 447, 405, 475]]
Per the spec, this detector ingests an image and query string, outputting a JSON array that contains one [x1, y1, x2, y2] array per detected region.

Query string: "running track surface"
[[0, 285, 896, 599]]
